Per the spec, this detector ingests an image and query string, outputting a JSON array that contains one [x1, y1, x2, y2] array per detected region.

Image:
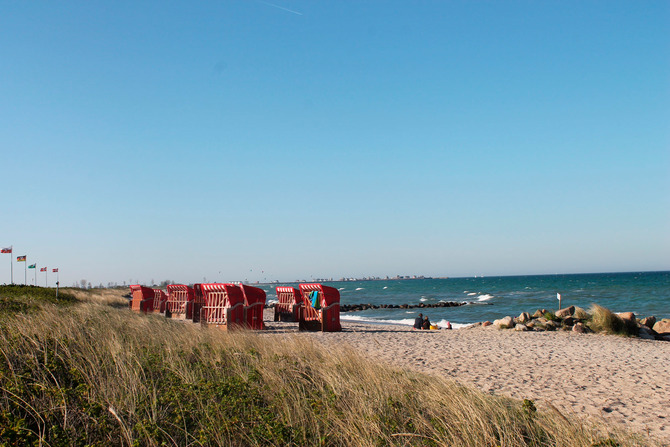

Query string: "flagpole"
[[10, 250, 13, 284], [24, 259, 27, 285]]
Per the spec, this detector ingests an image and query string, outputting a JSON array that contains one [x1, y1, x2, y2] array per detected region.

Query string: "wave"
[[355, 287, 364, 291], [477, 294, 494, 302], [338, 287, 345, 290], [340, 314, 472, 330], [467, 292, 477, 296], [383, 286, 388, 289], [419, 297, 428, 302]]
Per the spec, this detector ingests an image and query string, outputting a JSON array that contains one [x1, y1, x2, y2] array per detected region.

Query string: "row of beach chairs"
[[128, 283, 341, 332]]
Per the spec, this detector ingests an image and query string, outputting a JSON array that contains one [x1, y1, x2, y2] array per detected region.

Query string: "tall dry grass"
[[588, 304, 639, 336], [0, 290, 652, 446]]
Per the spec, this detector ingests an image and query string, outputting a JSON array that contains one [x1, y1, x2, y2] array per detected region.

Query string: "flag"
[[28, 264, 36, 269], [40, 267, 47, 272], [17, 255, 26, 262], [557, 293, 561, 301], [52, 268, 58, 273], [1, 246, 11, 254]]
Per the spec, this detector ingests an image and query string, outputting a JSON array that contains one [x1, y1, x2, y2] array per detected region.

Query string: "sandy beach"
[[262, 311, 670, 444]]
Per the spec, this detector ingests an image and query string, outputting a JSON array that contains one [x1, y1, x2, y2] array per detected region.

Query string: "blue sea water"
[[265, 271, 670, 329]]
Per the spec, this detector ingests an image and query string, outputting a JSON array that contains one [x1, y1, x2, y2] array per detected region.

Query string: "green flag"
[[28, 264, 36, 269]]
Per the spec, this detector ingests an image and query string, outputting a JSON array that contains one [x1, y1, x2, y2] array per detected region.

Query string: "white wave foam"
[[383, 286, 388, 289], [477, 294, 493, 301], [355, 287, 364, 291], [467, 292, 477, 296], [340, 315, 471, 330], [338, 287, 345, 290], [419, 297, 428, 302], [266, 299, 278, 305]]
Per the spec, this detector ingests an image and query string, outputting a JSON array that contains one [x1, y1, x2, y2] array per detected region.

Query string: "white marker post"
[[557, 293, 562, 311]]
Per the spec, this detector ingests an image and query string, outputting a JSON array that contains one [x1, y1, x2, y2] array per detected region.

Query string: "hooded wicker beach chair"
[[274, 286, 303, 322], [165, 284, 195, 320], [199, 283, 245, 330], [298, 283, 341, 332]]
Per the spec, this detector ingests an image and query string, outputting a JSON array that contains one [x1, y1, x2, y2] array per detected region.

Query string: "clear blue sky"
[[1, 0, 668, 286]]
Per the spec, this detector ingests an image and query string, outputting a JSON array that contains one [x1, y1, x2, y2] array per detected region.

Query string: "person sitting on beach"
[[413, 313, 423, 330], [422, 315, 431, 330]]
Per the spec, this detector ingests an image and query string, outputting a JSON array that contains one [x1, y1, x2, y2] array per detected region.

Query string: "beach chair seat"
[[165, 285, 194, 319], [199, 284, 245, 330], [298, 283, 341, 332], [274, 286, 303, 322], [152, 288, 168, 314]]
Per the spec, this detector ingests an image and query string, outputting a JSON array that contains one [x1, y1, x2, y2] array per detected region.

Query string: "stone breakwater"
[[479, 305, 670, 341], [340, 301, 467, 312]]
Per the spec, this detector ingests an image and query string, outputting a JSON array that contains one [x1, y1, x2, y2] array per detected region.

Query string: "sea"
[[264, 271, 670, 329]]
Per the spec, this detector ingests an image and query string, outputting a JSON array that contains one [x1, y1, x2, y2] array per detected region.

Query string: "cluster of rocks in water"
[[473, 305, 670, 341], [340, 301, 466, 312]]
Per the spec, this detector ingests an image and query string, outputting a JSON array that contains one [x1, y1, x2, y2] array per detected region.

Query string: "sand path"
[[263, 313, 670, 444]]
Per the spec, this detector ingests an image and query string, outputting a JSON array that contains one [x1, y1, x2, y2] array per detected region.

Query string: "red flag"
[[52, 268, 58, 273], [1, 246, 12, 254], [40, 267, 47, 272]]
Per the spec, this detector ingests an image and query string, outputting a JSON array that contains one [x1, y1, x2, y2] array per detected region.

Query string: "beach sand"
[[262, 311, 670, 444]]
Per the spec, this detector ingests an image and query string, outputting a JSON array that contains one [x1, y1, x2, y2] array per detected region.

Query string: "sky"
[[1, 0, 668, 286]]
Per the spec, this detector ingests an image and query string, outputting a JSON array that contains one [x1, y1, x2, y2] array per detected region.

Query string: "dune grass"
[[0, 289, 652, 446], [588, 304, 639, 337]]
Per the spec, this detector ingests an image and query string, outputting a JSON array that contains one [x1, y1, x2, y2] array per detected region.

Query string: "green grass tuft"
[[588, 304, 638, 337]]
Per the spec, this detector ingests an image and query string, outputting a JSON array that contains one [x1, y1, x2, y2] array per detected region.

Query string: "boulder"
[[653, 319, 670, 335], [573, 306, 591, 320], [514, 324, 529, 331], [482, 321, 492, 327], [555, 306, 575, 318], [493, 316, 514, 329], [562, 317, 576, 327], [617, 312, 636, 321], [641, 316, 656, 328], [517, 312, 531, 324], [572, 322, 586, 333], [544, 320, 558, 331], [533, 309, 550, 318], [638, 326, 656, 340]]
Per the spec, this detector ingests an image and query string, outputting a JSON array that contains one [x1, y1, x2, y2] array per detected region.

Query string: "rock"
[[641, 316, 656, 328], [638, 326, 656, 340], [572, 322, 586, 333], [514, 323, 529, 331], [555, 306, 575, 318], [493, 316, 514, 329], [653, 319, 670, 335], [617, 312, 636, 321], [544, 320, 558, 331], [562, 317, 576, 327], [533, 309, 550, 318], [482, 321, 492, 327], [517, 312, 531, 324], [573, 306, 591, 320]]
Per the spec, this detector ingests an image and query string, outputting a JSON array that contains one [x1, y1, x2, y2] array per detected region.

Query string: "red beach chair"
[[298, 283, 341, 332], [274, 286, 303, 322], [165, 284, 194, 320], [129, 285, 154, 313], [191, 284, 206, 322], [199, 283, 245, 330], [238, 284, 266, 330], [152, 288, 168, 314]]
